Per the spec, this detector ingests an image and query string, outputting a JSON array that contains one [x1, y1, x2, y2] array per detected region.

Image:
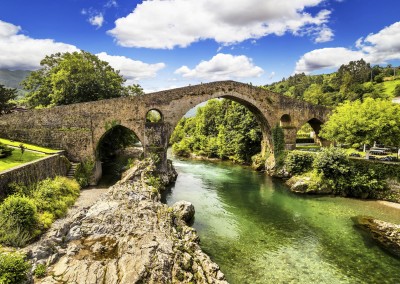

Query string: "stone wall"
[[0, 154, 70, 198]]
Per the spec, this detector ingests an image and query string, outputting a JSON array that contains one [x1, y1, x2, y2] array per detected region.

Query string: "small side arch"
[[280, 114, 292, 128], [146, 109, 163, 123]]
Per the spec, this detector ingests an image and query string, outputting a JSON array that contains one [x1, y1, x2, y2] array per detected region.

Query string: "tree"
[[0, 84, 17, 115], [21, 51, 127, 108], [123, 84, 145, 96], [394, 84, 400, 98], [320, 98, 400, 147]]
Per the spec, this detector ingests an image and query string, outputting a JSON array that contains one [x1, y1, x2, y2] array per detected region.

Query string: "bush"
[[313, 147, 350, 179], [33, 177, 80, 219], [251, 153, 266, 171], [172, 138, 192, 157], [0, 195, 38, 233], [349, 169, 386, 198], [285, 151, 315, 175], [0, 143, 13, 159], [0, 252, 31, 284], [74, 160, 95, 187], [34, 263, 47, 278]]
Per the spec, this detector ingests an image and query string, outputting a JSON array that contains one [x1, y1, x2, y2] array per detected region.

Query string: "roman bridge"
[[0, 81, 330, 182]]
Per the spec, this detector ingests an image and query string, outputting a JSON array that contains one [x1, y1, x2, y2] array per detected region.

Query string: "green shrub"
[[313, 147, 350, 179], [272, 124, 285, 166], [34, 263, 47, 278], [285, 151, 315, 175], [33, 177, 80, 219], [251, 153, 266, 171], [349, 169, 386, 198], [0, 143, 13, 159], [0, 195, 38, 233], [0, 252, 30, 284], [5, 182, 32, 198], [172, 138, 192, 157], [74, 160, 95, 187]]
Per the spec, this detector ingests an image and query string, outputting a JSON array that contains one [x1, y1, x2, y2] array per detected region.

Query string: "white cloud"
[[174, 53, 263, 81], [314, 26, 334, 43], [108, 0, 332, 49], [295, 21, 400, 73], [295, 48, 364, 73], [0, 20, 78, 70], [89, 13, 104, 28], [96, 52, 165, 84], [105, 0, 118, 8]]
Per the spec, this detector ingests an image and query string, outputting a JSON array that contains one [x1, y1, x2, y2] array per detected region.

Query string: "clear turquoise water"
[[163, 158, 400, 284]]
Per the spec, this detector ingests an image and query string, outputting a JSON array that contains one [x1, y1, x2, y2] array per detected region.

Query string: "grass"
[[373, 76, 400, 97], [0, 150, 47, 172], [0, 138, 61, 154]]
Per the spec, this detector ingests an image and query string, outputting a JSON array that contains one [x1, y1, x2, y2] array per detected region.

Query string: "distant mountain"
[[0, 69, 32, 98]]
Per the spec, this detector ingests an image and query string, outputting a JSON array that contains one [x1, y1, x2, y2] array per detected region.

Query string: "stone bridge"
[[0, 81, 330, 181]]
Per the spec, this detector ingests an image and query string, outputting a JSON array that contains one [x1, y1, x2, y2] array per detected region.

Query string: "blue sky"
[[0, 0, 399, 92]]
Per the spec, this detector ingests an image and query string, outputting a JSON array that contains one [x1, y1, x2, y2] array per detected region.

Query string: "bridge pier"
[[143, 122, 169, 173], [282, 127, 297, 150]]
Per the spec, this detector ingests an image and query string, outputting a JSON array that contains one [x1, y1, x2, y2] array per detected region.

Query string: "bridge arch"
[[166, 90, 274, 157], [94, 123, 142, 184], [295, 117, 329, 147]]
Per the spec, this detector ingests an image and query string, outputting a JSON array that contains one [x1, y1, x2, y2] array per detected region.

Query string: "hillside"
[[0, 69, 31, 97], [263, 60, 400, 107]]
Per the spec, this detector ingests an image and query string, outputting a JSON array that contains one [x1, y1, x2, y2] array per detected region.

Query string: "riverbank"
[[24, 159, 228, 283]]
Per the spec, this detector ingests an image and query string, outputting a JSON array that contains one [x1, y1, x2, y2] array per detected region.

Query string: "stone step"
[[66, 162, 80, 179]]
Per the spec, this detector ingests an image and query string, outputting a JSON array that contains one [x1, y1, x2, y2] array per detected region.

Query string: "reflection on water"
[[162, 158, 400, 284]]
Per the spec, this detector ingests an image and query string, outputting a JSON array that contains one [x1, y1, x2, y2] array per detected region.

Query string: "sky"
[[0, 0, 399, 92]]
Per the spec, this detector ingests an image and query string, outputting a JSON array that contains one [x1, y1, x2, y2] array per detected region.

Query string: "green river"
[[162, 158, 400, 284]]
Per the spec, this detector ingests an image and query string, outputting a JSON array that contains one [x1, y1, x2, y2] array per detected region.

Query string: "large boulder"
[[172, 201, 195, 224], [353, 216, 400, 258]]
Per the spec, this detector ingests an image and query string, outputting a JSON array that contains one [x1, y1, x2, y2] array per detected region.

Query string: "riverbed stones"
[[25, 159, 228, 283]]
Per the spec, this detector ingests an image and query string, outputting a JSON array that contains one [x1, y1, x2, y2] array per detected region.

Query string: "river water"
[[162, 158, 400, 284]]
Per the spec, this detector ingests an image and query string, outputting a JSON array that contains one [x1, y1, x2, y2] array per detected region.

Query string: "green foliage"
[[251, 153, 266, 171], [21, 50, 128, 108], [286, 147, 392, 198], [0, 195, 39, 246], [0, 252, 31, 284], [320, 98, 400, 147], [0, 177, 80, 247], [123, 84, 144, 96], [394, 84, 400, 97], [313, 147, 350, 179], [33, 177, 80, 219], [0, 84, 17, 115], [146, 110, 162, 123], [0, 143, 13, 159], [263, 60, 397, 107], [272, 124, 285, 165], [171, 99, 262, 164], [74, 160, 95, 187], [285, 151, 315, 175], [34, 263, 47, 278]]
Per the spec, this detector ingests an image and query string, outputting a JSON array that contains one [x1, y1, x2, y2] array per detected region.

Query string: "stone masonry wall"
[[0, 154, 70, 198]]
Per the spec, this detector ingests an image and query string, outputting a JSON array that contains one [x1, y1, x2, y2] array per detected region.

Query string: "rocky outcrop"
[[25, 159, 227, 284], [353, 216, 400, 258], [285, 175, 332, 194]]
